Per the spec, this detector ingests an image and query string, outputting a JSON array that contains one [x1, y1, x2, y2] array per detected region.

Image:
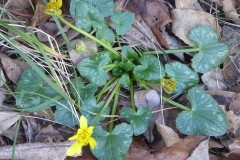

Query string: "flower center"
[[77, 129, 91, 146]]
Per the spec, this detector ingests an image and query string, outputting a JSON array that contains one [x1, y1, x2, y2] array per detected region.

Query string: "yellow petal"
[[68, 135, 78, 141], [57, 0, 62, 8], [80, 115, 88, 129], [87, 126, 94, 135], [89, 137, 97, 149], [66, 142, 82, 157]]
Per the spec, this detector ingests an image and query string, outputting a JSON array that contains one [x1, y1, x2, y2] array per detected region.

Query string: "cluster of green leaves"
[[70, 0, 135, 43]]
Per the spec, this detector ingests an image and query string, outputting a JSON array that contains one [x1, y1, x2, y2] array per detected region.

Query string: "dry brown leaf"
[[229, 93, 240, 116], [126, 137, 155, 160], [156, 123, 181, 147], [222, 25, 240, 87], [187, 139, 209, 160], [67, 37, 97, 65], [123, 15, 160, 49], [201, 68, 228, 90], [0, 141, 72, 160], [31, 0, 51, 27], [222, 0, 240, 25], [37, 22, 59, 42], [22, 117, 38, 142], [171, 9, 218, 46], [125, 0, 171, 47], [35, 124, 63, 142], [208, 90, 235, 107], [0, 111, 20, 134], [220, 105, 240, 134], [0, 53, 28, 83], [175, 0, 203, 10], [10, 0, 32, 9], [154, 136, 206, 160]]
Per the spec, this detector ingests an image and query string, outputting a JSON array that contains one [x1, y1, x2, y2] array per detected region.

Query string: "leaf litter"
[[0, 0, 240, 159]]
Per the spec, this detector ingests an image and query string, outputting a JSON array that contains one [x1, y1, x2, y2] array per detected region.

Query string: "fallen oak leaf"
[[0, 141, 72, 160]]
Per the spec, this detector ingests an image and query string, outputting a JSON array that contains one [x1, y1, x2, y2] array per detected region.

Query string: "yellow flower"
[[160, 78, 177, 94], [44, 0, 62, 16], [66, 115, 97, 157]]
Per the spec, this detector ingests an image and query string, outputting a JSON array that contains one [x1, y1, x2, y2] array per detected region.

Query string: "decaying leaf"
[[220, 105, 240, 135], [229, 93, 240, 116], [222, 0, 240, 25], [0, 141, 72, 160], [126, 137, 155, 160], [187, 139, 209, 160], [154, 136, 206, 159], [125, 0, 171, 47], [175, 0, 203, 10], [31, 0, 51, 27], [171, 9, 218, 46], [37, 22, 59, 42], [201, 68, 228, 90], [222, 25, 240, 87], [35, 124, 63, 142], [156, 122, 181, 147], [0, 53, 28, 83], [0, 111, 20, 134]]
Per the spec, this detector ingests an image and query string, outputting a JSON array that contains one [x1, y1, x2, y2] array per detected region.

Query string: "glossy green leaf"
[[133, 55, 165, 81], [176, 87, 227, 136], [96, 26, 115, 43], [80, 98, 110, 124], [119, 74, 131, 89], [189, 26, 229, 73], [165, 62, 199, 94], [121, 46, 139, 64], [120, 107, 151, 136], [112, 61, 134, 76], [70, 1, 105, 32], [84, 0, 114, 17], [55, 100, 79, 126], [111, 11, 135, 35], [15, 67, 59, 111], [92, 123, 133, 160], [70, 79, 98, 101], [77, 52, 111, 86]]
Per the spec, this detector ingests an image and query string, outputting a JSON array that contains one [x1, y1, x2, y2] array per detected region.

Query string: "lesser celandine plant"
[[1, 0, 229, 159]]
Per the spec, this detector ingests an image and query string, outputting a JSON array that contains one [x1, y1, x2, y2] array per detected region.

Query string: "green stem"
[[161, 96, 191, 111], [12, 114, 22, 160], [130, 80, 135, 110], [116, 35, 121, 48], [109, 85, 120, 132], [96, 76, 118, 103], [92, 83, 121, 126], [143, 47, 201, 54], [57, 16, 120, 57]]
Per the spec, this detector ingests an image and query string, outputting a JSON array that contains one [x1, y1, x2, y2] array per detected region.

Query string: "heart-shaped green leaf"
[[176, 87, 227, 136], [133, 55, 165, 81], [70, 79, 98, 101], [121, 46, 139, 63], [119, 74, 131, 89], [92, 123, 133, 160], [55, 100, 79, 126], [70, 1, 105, 32], [165, 62, 199, 94], [189, 26, 229, 73], [80, 98, 110, 124], [84, 0, 114, 17], [15, 67, 60, 111], [96, 26, 115, 44], [77, 52, 111, 86], [111, 11, 135, 36], [120, 107, 151, 136]]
